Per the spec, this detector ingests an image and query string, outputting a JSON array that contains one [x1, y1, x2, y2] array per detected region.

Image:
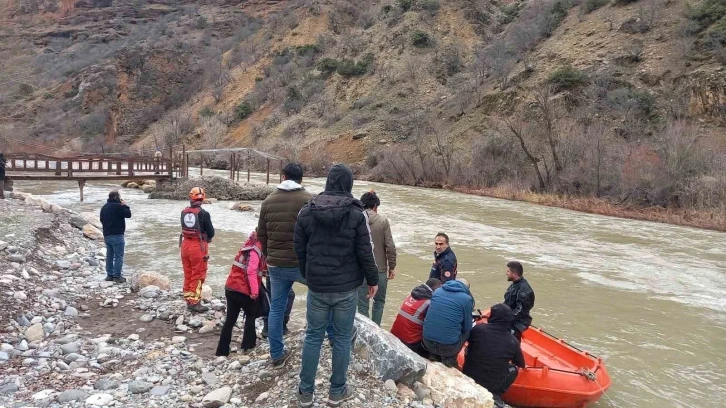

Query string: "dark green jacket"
[[257, 181, 312, 267]]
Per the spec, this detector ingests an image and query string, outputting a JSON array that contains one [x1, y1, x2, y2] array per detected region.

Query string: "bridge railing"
[[4, 154, 175, 177]]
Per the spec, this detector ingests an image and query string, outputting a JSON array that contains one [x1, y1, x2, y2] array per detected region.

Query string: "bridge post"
[[55, 160, 61, 176], [78, 180, 86, 202], [279, 159, 283, 183], [200, 154, 204, 176], [266, 158, 270, 185], [229, 153, 235, 180], [182, 144, 187, 178], [247, 150, 251, 182]]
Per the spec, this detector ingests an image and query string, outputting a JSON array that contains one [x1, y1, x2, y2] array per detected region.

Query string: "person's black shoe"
[[283, 326, 290, 336], [493, 394, 505, 408], [113, 277, 126, 284], [187, 303, 209, 313], [104, 276, 114, 282], [271, 349, 292, 367]]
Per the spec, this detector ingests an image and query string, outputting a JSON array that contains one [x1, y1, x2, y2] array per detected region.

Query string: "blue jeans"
[[104, 235, 125, 278], [268, 266, 305, 360], [299, 289, 357, 396]]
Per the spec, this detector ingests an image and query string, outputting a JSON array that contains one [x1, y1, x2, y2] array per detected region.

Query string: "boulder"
[[231, 203, 254, 212], [353, 314, 428, 385], [141, 184, 156, 193], [81, 212, 102, 229], [129, 271, 171, 291], [201, 284, 213, 301], [422, 363, 494, 408], [57, 389, 87, 403], [83, 224, 104, 241], [202, 386, 232, 408], [69, 215, 88, 230], [127, 182, 139, 189], [25, 323, 45, 343]]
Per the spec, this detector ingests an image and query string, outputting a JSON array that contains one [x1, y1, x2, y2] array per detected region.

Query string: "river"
[[13, 169, 726, 408]]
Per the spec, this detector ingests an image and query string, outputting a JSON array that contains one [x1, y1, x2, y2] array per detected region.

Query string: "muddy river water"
[[14, 168, 726, 408]]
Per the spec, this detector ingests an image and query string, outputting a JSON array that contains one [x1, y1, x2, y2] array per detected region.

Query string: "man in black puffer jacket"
[[294, 164, 379, 407], [463, 303, 525, 407]]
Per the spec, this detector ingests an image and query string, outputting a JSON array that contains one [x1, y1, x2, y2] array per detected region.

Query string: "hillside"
[[1, 0, 725, 218]]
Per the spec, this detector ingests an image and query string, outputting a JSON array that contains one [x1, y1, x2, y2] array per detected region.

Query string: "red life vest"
[[390, 295, 431, 344], [225, 244, 265, 296], [181, 206, 206, 240]]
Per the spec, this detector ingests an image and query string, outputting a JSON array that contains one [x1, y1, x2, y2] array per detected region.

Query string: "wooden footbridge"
[[4, 147, 285, 201]]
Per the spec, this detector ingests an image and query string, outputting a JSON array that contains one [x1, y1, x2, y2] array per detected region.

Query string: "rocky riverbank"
[[146, 177, 275, 201], [0, 193, 495, 407]]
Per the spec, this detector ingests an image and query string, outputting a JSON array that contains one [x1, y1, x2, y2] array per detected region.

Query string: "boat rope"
[[577, 368, 597, 381]]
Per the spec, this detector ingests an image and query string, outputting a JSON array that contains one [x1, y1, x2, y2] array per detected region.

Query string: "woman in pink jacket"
[[216, 230, 266, 356]]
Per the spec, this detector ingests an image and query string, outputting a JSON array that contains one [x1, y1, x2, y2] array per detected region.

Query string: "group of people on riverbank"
[[97, 162, 536, 407]]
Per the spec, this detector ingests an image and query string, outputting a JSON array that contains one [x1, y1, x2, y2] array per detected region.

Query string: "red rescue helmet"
[[189, 187, 206, 201]]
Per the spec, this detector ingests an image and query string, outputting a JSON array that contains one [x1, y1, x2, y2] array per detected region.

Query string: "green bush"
[[235, 102, 253, 120], [411, 31, 434, 47], [317, 58, 340, 74], [547, 64, 589, 92], [336, 59, 369, 77], [195, 16, 209, 29], [612, 0, 639, 5], [419, 0, 441, 13], [18, 83, 34, 96], [498, 4, 519, 25], [398, 0, 413, 12], [687, 0, 726, 32], [295, 44, 321, 56], [199, 106, 214, 118], [583, 0, 609, 13], [382, 4, 393, 14]]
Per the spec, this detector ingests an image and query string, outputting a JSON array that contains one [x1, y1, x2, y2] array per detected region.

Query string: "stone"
[[199, 324, 214, 334], [81, 212, 103, 229], [202, 372, 218, 386], [16, 315, 30, 327], [141, 184, 156, 193], [139, 285, 160, 298], [64, 306, 79, 316], [83, 224, 104, 240], [128, 379, 153, 394], [43, 322, 55, 333], [172, 336, 186, 344], [57, 389, 88, 403], [150, 385, 171, 396], [61, 342, 81, 355], [18, 340, 28, 351], [139, 314, 154, 322], [398, 383, 417, 399], [33, 389, 55, 400], [231, 203, 254, 212], [129, 271, 171, 291], [258, 369, 272, 381], [255, 391, 269, 402], [385, 379, 398, 392], [0, 351, 8, 361], [0, 382, 19, 394], [0, 343, 12, 352], [25, 323, 45, 343], [69, 215, 88, 229], [95, 378, 119, 390], [353, 314, 427, 385], [8, 254, 25, 263], [189, 318, 203, 328], [85, 393, 114, 405], [55, 260, 72, 270], [0, 240, 7, 251], [12, 291, 27, 300], [202, 386, 232, 407], [228, 360, 241, 370], [201, 284, 213, 300], [422, 363, 494, 407]]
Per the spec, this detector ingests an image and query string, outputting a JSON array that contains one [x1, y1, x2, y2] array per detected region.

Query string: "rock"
[[129, 271, 171, 291], [150, 385, 171, 396], [141, 184, 156, 193], [25, 323, 45, 343], [353, 131, 368, 140], [422, 363, 494, 407], [12, 290, 27, 300], [0, 382, 19, 394], [64, 306, 79, 316], [231, 203, 254, 212], [202, 372, 218, 386], [18, 340, 28, 351], [199, 324, 214, 334], [353, 314, 427, 385], [85, 393, 114, 405], [139, 314, 154, 322], [127, 182, 139, 189], [0, 351, 8, 361], [81, 212, 103, 229], [60, 342, 81, 355], [258, 370, 272, 381], [43, 322, 55, 333], [17, 315, 30, 327], [228, 360, 241, 370], [128, 379, 153, 394], [202, 386, 232, 408], [201, 284, 213, 300], [69, 215, 87, 230], [55, 260, 72, 270], [33, 389, 55, 400], [189, 318, 203, 328], [94, 378, 119, 390], [385, 379, 398, 392], [398, 383, 417, 399], [255, 391, 269, 402], [57, 389, 88, 403], [8, 254, 25, 263], [0, 240, 7, 251], [172, 336, 186, 344], [83, 224, 104, 240], [139, 285, 160, 298]]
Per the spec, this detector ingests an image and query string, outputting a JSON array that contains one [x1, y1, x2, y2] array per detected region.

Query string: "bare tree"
[[200, 116, 227, 150], [533, 85, 563, 174], [500, 117, 547, 191], [161, 109, 193, 148], [480, 40, 515, 90], [585, 121, 608, 196]]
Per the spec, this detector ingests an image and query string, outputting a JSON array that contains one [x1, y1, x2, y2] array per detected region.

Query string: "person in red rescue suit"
[[181, 187, 215, 312], [390, 278, 443, 357], [216, 230, 265, 356]]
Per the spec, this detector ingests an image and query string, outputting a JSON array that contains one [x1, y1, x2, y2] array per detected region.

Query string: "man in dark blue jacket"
[[463, 303, 525, 407], [294, 164, 379, 407], [100, 190, 132, 283], [429, 232, 457, 282], [422, 278, 474, 367]]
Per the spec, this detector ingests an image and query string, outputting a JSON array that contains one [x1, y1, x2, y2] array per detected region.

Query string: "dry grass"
[[451, 186, 726, 232]]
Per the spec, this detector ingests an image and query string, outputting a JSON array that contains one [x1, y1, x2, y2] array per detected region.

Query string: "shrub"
[[317, 58, 340, 74], [398, 0, 413, 12], [195, 16, 209, 29], [547, 64, 589, 91], [687, 0, 726, 30], [583, 0, 609, 13], [336, 60, 368, 76], [235, 102, 253, 120], [411, 31, 434, 47], [199, 106, 214, 118], [612, 0, 639, 4], [499, 4, 519, 24], [18, 83, 34, 96], [418, 0, 441, 14], [295, 44, 320, 56]]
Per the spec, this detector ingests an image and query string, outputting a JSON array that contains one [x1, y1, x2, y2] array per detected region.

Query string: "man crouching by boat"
[[503, 261, 535, 341], [389, 278, 443, 357], [463, 303, 525, 408], [421, 278, 474, 367]]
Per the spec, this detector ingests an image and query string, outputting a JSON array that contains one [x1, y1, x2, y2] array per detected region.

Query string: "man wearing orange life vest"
[[390, 278, 443, 356], [180, 187, 215, 312]]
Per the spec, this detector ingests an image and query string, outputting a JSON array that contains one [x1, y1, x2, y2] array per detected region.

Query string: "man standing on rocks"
[[430, 232, 457, 282], [100, 190, 132, 283], [180, 187, 215, 312], [503, 261, 535, 341], [257, 163, 311, 365], [294, 164, 379, 407], [356, 191, 397, 326]]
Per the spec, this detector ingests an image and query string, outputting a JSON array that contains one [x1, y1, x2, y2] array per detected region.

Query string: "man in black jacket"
[[503, 261, 535, 340], [463, 303, 525, 408], [294, 164, 379, 407], [100, 191, 132, 283]]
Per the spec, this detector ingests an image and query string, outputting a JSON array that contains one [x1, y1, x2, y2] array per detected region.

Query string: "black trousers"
[[493, 364, 519, 395], [216, 289, 258, 356]]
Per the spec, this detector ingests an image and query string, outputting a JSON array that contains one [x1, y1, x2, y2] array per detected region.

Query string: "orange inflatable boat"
[[457, 314, 611, 408]]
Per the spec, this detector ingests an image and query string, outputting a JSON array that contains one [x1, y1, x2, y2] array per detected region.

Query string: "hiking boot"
[[283, 325, 290, 336], [104, 276, 114, 282], [261, 321, 268, 338], [187, 303, 209, 313], [113, 277, 127, 284], [328, 385, 355, 406], [271, 349, 292, 367], [298, 390, 313, 407], [493, 394, 505, 408]]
